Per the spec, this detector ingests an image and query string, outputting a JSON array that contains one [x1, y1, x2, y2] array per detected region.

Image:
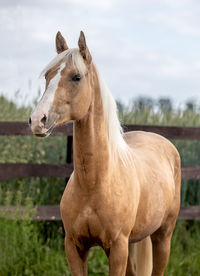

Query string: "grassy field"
[[0, 95, 200, 275]]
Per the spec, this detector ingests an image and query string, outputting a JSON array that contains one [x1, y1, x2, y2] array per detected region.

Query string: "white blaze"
[[31, 62, 65, 122]]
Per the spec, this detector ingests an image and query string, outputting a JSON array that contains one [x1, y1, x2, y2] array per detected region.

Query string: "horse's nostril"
[[41, 114, 47, 126], [28, 117, 32, 125]]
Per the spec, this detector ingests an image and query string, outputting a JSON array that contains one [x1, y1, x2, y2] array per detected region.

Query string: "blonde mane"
[[95, 67, 132, 166], [41, 48, 131, 165]]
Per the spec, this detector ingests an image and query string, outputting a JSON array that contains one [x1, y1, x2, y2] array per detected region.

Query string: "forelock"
[[40, 48, 86, 77]]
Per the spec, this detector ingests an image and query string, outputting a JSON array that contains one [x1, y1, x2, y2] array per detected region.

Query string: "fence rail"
[[0, 205, 199, 221], [0, 121, 200, 220], [0, 163, 200, 181], [0, 163, 73, 181], [2, 121, 200, 139]]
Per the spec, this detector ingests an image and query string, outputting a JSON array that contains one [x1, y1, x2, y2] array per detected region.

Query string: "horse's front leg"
[[109, 235, 129, 276], [65, 235, 88, 276]]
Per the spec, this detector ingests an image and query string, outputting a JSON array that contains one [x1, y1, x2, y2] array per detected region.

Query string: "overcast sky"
[[1, 0, 200, 106]]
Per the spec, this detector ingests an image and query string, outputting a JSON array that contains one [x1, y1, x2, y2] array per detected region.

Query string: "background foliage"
[[0, 95, 200, 275]]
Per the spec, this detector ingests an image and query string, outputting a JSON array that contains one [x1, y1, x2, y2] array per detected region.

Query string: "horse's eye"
[[72, 74, 81, 82]]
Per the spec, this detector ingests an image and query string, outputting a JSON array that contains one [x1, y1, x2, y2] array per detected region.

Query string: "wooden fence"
[[0, 121, 200, 220]]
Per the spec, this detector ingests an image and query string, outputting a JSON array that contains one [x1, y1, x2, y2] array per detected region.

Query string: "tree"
[[158, 98, 173, 113]]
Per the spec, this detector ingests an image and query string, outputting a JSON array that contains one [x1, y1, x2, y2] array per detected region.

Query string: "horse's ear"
[[56, 31, 69, 54], [78, 31, 92, 64]]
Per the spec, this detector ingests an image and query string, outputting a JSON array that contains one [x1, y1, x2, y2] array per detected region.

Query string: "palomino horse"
[[29, 31, 181, 276]]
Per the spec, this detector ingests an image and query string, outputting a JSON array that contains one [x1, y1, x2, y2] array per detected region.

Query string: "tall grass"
[[0, 95, 200, 275], [166, 221, 200, 276]]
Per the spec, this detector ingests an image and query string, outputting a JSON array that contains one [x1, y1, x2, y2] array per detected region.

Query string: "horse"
[[29, 31, 181, 276]]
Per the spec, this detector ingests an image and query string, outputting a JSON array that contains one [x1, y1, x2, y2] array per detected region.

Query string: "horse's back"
[[124, 130, 180, 170], [124, 130, 177, 151]]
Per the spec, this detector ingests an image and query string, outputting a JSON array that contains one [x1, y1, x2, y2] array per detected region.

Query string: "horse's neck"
[[73, 68, 110, 189]]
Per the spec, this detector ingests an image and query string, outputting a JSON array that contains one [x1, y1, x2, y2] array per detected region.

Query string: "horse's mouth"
[[34, 122, 56, 138]]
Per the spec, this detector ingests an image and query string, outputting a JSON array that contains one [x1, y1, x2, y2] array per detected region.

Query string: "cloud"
[[133, 0, 200, 36], [145, 13, 200, 36]]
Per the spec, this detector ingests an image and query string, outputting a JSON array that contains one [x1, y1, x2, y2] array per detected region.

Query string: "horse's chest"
[[73, 206, 97, 232], [61, 180, 135, 249], [70, 205, 112, 249]]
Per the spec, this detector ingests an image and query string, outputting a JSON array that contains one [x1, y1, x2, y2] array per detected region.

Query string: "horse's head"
[[29, 31, 93, 137]]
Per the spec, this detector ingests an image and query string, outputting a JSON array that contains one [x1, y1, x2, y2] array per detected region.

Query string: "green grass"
[[165, 221, 200, 276], [1, 218, 199, 275], [0, 219, 70, 276], [0, 95, 200, 275]]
